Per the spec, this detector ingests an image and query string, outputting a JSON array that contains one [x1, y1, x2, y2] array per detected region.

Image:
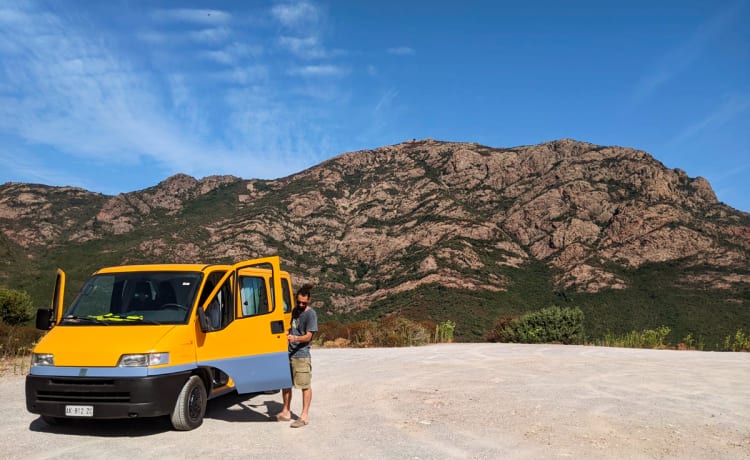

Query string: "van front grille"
[[37, 390, 130, 403], [35, 378, 130, 403]]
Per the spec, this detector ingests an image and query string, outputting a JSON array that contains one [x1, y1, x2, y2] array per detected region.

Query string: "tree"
[[0, 287, 35, 325]]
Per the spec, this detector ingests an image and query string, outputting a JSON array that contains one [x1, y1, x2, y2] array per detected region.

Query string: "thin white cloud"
[[200, 42, 263, 65], [271, 2, 345, 60], [189, 27, 232, 44], [278, 35, 327, 59], [0, 6, 27, 27], [271, 1, 321, 30], [222, 86, 333, 175], [152, 8, 231, 25], [668, 94, 750, 146], [387, 46, 416, 56], [215, 65, 270, 85], [200, 49, 234, 65], [165, 73, 208, 137], [632, 2, 746, 103], [288, 65, 349, 77], [374, 88, 399, 115], [136, 30, 170, 44], [711, 162, 750, 182]]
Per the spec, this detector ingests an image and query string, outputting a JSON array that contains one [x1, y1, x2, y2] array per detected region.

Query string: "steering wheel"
[[161, 303, 188, 311]]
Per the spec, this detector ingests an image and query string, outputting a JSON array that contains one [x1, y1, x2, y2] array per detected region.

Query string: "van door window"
[[204, 272, 234, 331], [281, 278, 292, 313], [239, 276, 269, 317]]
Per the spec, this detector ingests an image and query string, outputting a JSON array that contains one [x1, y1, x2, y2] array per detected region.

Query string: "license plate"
[[65, 405, 94, 417]]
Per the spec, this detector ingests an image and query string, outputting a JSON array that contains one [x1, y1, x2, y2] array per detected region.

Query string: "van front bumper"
[[26, 371, 191, 419]]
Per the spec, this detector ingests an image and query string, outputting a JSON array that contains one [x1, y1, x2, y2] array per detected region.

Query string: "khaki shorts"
[[290, 358, 312, 389]]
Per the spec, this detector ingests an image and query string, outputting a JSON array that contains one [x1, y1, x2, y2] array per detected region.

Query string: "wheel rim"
[[187, 385, 203, 421]]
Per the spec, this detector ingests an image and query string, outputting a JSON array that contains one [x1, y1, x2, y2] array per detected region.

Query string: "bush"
[[677, 333, 704, 351], [723, 329, 750, 352], [435, 320, 456, 343], [0, 322, 44, 359], [0, 288, 35, 326], [598, 326, 671, 349], [487, 306, 585, 344], [372, 315, 430, 347], [317, 315, 435, 348]]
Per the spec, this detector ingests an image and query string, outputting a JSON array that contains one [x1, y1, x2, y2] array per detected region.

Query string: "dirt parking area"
[[1, 343, 749, 459]]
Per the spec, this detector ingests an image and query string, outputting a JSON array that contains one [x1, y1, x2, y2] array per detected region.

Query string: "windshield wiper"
[[60, 315, 110, 325]]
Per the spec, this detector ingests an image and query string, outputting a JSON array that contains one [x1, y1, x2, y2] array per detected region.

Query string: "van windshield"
[[61, 272, 202, 325]]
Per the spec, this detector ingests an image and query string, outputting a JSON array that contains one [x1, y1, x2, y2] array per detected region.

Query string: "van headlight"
[[117, 352, 170, 367], [32, 353, 55, 366]]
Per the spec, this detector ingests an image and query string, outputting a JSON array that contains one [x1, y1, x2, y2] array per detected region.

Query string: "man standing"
[[276, 283, 317, 428]]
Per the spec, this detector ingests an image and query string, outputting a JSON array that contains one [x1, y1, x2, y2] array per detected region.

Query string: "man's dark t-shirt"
[[289, 307, 318, 358]]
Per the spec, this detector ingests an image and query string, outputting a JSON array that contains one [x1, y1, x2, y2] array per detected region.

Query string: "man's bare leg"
[[276, 388, 292, 420], [299, 387, 312, 422]]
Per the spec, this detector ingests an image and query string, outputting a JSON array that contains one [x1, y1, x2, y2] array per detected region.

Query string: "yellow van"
[[25, 256, 294, 430]]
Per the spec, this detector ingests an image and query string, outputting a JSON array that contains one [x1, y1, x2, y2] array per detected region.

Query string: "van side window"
[[239, 276, 269, 317], [281, 278, 292, 313]]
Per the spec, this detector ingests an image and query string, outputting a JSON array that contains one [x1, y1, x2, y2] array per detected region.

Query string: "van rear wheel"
[[171, 375, 207, 431]]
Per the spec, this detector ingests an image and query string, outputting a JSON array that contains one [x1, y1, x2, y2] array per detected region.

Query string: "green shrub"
[[487, 306, 584, 344], [642, 326, 671, 349], [0, 288, 35, 326], [678, 333, 704, 351], [598, 326, 671, 349], [435, 320, 456, 343], [723, 329, 750, 352]]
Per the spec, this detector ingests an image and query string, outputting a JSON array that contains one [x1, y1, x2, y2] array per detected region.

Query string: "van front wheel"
[[171, 375, 207, 431]]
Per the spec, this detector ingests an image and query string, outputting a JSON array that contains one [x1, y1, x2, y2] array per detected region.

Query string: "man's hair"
[[296, 283, 313, 299]]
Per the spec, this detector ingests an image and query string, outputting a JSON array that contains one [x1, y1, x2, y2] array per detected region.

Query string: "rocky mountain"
[[1, 139, 748, 345]]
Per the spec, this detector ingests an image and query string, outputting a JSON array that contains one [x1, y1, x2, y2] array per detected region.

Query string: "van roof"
[[96, 264, 228, 274], [94, 264, 290, 277]]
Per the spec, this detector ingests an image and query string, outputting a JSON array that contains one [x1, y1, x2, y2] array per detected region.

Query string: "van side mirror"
[[196, 306, 210, 333], [35, 308, 53, 330]]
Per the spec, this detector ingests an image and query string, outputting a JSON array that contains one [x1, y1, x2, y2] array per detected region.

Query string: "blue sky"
[[0, 0, 748, 211]]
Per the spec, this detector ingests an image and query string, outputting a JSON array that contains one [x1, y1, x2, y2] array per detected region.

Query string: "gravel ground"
[[2, 343, 749, 459]]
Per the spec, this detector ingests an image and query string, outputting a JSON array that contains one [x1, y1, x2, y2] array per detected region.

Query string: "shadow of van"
[[28, 392, 285, 435]]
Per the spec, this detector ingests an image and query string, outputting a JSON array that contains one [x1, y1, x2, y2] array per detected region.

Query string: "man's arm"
[[288, 310, 318, 344], [290, 331, 314, 343]]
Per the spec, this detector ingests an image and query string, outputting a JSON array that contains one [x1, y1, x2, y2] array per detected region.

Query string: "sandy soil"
[[2, 343, 749, 459]]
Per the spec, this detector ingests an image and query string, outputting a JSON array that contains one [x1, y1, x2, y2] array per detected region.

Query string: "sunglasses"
[[297, 301, 309, 307]]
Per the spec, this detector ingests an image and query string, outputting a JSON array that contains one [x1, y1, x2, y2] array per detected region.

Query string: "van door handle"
[[270, 320, 284, 334]]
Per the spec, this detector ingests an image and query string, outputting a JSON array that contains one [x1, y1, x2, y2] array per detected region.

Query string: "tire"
[[170, 375, 207, 431]]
